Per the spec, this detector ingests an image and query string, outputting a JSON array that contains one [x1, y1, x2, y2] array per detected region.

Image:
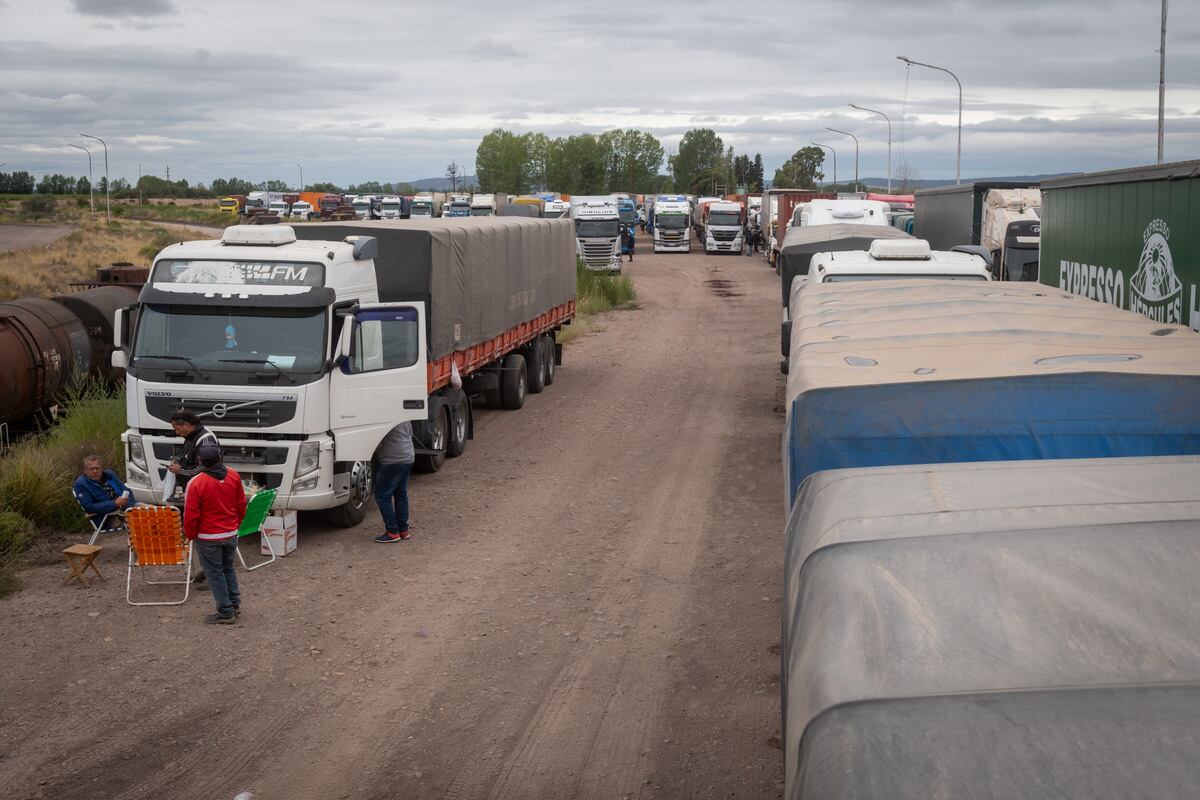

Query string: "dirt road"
[[0, 241, 787, 799], [0, 223, 77, 254]]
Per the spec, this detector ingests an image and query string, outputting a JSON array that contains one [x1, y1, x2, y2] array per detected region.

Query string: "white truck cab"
[[379, 196, 404, 220], [289, 201, 313, 220], [704, 200, 745, 254], [114, 224, 429, 526], [268, 200, 290, 217], [542, 199, 570, 219], [470, 193, 497, 216], [410, 194, 438, 218], [569, 196, 622, 271], [808, 239, 992, 284], [652, 195, 691, 253], [352, 196, 376, 220], [796, 199, 892, 228]]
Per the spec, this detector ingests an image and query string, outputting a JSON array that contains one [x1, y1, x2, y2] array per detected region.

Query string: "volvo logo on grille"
[[211, 403, 228, 418]]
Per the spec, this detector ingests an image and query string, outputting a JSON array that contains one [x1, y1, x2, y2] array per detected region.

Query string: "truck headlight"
[[128, 434, 147, 471], [295, 441, 320, 478], [127, 463, 149, 485]]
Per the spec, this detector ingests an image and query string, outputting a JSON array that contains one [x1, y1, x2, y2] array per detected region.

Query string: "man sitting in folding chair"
[[73, 454, 138, 545]]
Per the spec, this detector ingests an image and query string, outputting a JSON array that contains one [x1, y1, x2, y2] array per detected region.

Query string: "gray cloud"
[[70, 0, 175, 17], [1, 0, 1197, 186]]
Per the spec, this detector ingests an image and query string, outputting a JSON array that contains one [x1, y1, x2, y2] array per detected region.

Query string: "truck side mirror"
[[336, 316, 355, 361]]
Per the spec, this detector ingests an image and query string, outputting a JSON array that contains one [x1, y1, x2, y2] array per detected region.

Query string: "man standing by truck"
[[374, 421, 415, 543], [184, 442, 247, 624]]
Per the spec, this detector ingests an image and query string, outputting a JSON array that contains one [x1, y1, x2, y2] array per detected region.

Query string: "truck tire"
[[447, 393, 469, 458], [543, 334, 557, 386], [327, 460, 372, 528], [526, 339, 546, 394], [416, 405, 449, 473], [500, 353, 527, 410]]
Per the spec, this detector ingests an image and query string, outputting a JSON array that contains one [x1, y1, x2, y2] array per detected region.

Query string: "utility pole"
[[849, 104, 893, 193], [897, 56, 963, 185], [79, 133, 110, 223], [826, 128, 860, 193], [69, 144, 94, 212], [1158, 0, 1169, 163], [811, 143, 836, 192]]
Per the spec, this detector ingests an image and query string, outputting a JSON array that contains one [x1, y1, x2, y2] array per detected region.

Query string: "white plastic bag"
[[161, 471, 177, 503]]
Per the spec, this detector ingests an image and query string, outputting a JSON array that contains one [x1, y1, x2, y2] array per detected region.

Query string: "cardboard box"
[[261, 510, 298, 556]]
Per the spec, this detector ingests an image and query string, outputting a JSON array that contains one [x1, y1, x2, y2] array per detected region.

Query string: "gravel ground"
[[0, 241, 787, 800]]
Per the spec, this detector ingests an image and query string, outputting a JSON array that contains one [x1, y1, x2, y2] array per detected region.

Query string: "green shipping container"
[[1040, 159, 1200, 330]]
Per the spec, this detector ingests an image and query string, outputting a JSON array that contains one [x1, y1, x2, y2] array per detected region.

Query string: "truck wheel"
[[416, 406, 449, 473], [500, 353, 527, 410], [327, 460, 372, 528], [543, 334, 556, 386], [447, 394, 468, 458], [527, 339, 546, 394]]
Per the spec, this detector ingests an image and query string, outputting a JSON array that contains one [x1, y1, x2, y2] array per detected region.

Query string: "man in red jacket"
[[184, 442, 247, 624]]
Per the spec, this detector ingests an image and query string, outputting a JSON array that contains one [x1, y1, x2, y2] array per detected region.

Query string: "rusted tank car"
[[0, 299, 91, 423]]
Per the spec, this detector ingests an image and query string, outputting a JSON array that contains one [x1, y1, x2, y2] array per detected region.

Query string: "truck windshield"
[[132, 305, 327, 379], [708, 211, 742, 227], [543, 210, 564, 219], [382, 203, 400, 212], [470, 207, 493, 216], [1003, 249, 1040, 282], [656, 214, 688, 230], [576, 219, 619, 238], [619, 209, 636, 225]]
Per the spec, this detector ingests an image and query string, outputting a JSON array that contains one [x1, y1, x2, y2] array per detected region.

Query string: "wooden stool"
[[63, 544, 105, 587]]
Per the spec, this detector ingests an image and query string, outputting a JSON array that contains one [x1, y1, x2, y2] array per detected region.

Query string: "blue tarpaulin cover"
[[783, 281, 1200, 509]]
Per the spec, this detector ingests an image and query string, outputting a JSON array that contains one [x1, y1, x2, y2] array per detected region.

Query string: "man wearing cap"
[[183, 441, 247, 624]]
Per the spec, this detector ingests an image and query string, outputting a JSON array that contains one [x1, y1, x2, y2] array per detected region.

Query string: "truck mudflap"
[[426, 299, 575, 392]]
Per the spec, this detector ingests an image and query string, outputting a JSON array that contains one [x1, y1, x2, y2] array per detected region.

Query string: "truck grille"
[[712, 229, 739, 242], [145, 396, 297, 428], [581, 239, 617, 268]]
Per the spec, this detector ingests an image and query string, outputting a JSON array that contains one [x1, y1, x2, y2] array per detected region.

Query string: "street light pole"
[[79, 133, 110, 223], [68, 144, 94, 213], [297, 163, 304, 192], [849, 104, 892, 193], [897, 56, 963, 185], [811, 143, 836, 193], [826, 128, 859, 193], [1158, 0, 1168, 163]]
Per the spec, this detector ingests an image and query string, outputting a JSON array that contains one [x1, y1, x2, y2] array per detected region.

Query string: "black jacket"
[[177, 425, 219, 480]]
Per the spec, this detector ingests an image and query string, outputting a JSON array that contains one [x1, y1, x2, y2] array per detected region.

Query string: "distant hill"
[[407, 176, 478, 191], [764, 173, 1075, 191]]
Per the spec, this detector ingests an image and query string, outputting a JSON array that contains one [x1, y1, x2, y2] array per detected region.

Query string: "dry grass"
[[0, 216, 218, 301]]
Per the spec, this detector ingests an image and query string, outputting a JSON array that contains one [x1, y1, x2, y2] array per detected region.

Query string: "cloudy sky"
[[1, 0, 1197, 187]]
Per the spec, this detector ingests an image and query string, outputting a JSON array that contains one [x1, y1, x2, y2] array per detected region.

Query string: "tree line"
[[474, 127, 774, 196]]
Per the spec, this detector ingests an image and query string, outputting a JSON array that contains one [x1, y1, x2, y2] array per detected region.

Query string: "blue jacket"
[[73, 470, 134, 524]]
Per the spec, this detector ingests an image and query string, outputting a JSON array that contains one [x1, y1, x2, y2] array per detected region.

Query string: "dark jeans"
[[375, 461, 414, 533], [196, 538, 240, 617]]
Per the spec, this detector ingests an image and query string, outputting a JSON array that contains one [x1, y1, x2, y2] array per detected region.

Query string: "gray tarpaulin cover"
[[783, 281, 1200, 507], [777, 224, 911, 307], [295, 218, 576, 359], [783, 456, 1200, 800]]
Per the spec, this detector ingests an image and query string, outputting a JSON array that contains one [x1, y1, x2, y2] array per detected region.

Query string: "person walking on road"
[[374, 421, 415, 543], [183, 442, 247, 624], [622, 225, 635, 262]]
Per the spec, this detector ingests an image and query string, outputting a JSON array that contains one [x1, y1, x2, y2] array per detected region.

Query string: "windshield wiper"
[[135, 354, 209, 379], [218, 358, 297, 384]]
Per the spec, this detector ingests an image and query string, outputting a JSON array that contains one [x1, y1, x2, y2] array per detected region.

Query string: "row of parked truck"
[[775, 158, 1200, 798]]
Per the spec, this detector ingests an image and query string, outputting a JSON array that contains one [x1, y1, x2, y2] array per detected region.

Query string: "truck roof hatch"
[[222, 225, 298, 246], [868, 239, 932, 260]]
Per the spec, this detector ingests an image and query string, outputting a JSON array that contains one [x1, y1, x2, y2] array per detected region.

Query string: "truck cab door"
[[329, 302, 428, 462]]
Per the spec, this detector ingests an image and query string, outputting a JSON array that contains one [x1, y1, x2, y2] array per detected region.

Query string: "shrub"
[[576, 261, 636, 315], [0, 444, 78, 529], [20, 195, 57, 219]]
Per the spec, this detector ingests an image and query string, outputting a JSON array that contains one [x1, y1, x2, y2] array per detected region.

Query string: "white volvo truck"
[[568, 196, 622, 271], [113, 220, 576, 526]]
